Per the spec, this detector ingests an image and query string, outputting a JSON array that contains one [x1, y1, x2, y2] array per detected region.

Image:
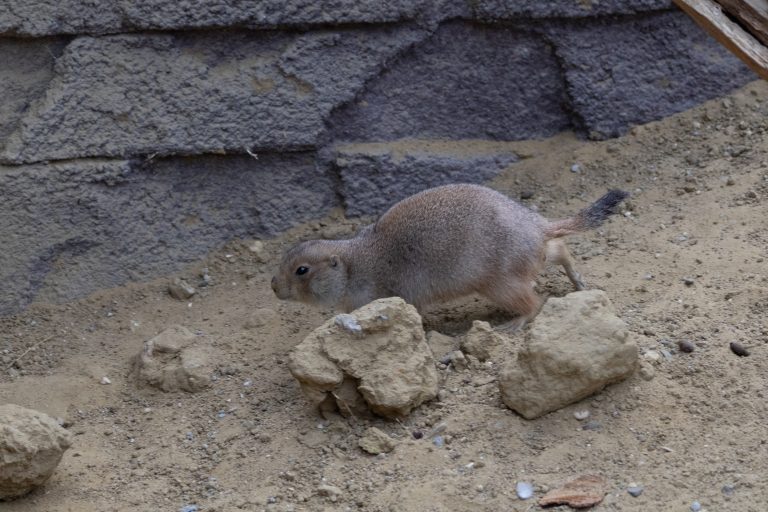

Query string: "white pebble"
[[574, 410, 590, 420], [100, 376, 111, 385], [516, 481, 534, 500]]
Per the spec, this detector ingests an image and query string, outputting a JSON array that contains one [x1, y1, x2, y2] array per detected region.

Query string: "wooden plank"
[[718, 0, 768, 46], [674, 0, 768, 80]]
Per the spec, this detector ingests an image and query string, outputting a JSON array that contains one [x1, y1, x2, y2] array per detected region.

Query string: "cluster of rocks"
[[288, 290, 638, 421]]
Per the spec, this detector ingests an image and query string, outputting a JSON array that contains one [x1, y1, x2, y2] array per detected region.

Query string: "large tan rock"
[[499, 290, 637, 419], [0, 404, 73, 500], [288, 297, 438, 418], [131, 325, 212, 392]]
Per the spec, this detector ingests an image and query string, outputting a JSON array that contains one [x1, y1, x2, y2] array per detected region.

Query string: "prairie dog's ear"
[[330, 254, 340, 268]]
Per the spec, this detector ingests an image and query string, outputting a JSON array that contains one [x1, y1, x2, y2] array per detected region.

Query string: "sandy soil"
[[1, 80, 767, 512]]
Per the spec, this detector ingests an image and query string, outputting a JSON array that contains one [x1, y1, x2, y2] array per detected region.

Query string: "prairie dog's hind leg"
[[481, 276, 543, 333], [546, 239, 586, 291]]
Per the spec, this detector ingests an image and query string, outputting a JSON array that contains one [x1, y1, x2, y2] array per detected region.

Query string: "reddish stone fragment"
[[539, 475, 608, 509]]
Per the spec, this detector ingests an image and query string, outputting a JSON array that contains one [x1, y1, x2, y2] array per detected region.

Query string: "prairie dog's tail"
[[544, 189, 629, 239]]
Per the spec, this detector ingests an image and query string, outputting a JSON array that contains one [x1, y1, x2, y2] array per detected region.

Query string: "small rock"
[[520, 190, 534, 200], [131, 325, 213, 393], [691, 500, 702, 512], [730, 341, 749, 357], [317, 484, 342, 497], [426, 331, 458, 362], [461, 320, 508, 361], [570, 163, 582, 173], [358, 427, 397, 455], [660, 349, 673, 361], [678, 340, 695, 353], [432, 435, 444, 448], [573, 410, 590, 420], [168, 278, 195, 300], [100, 376, 111, 385], [412, 430, 423, 440], [638, 361, 655, 381], [627, 486, 644, 497], [0, 404, 73, 500], [449, 350, 468, 371], [242, 308, 279, 329], [179, 506, 199, 512], [582, 420, 602, 431], [248, 240, 269, 263], [682, 277, 695, 286], [722, 484, 735, 497], [725, 176, 736, 186], [538, 475, 607, 508], [516, 481, 534, 500]]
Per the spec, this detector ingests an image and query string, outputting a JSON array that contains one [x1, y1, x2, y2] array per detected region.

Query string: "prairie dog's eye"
[[296, 266, 309, 276]]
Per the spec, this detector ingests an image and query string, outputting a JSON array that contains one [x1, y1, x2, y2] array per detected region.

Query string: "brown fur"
[[271, 184, 626, 327]]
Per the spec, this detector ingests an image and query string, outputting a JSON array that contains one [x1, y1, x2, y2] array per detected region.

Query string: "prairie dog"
[[272, 184, 628, 328]]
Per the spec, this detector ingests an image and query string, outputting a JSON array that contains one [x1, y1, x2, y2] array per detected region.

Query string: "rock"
[[242, 308, 279, 330], [638, 361, 655, 381], [573, 410, 590, 420], [168, 277, 195, 300], [358, 427, 397, 455], [678, 340, 695, 353], [0, 404, 73, 500], [461, 320, 509, 361], [448, 350, 469, 371], [131, 325, 213, 392], [516, 481, 534, 500], [426, 331, 458, 362], [627, 485, 644, 497], [317, 484, 342, 497], [538, 475, 608, 508], [288, 298, 438, 418], [691, 501, 702, 512], [247, 240, 269, 263], [730, 341, 750, 357], [499, 290, 637, 419], [643, 350, 662, 364]]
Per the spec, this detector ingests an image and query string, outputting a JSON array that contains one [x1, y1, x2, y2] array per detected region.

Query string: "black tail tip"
[[582, 189, 630, 227]]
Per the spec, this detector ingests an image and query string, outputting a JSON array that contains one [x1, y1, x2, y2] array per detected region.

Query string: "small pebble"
[[722, 484, 735, 497], [516, 481, 534, 500], [432, 435, 445, 447], [682, 277, 695, 286], [582, 420, 602, 431], [627, 486, 644, 497], [570, 163, 582, 173], [730, 342, 749, 357], [520, 190, 534, 200], [100, 376, 111, 385], [691, 500, 702, 512], [412, 430, 423, 440], [660, 349, 673, 360], [179, 506, 198, 512], [573, 410, 590, 420], [678, 340, 695, 353]]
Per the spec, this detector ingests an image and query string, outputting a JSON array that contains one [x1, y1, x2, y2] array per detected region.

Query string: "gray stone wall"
[[0, 1, 755, 315]]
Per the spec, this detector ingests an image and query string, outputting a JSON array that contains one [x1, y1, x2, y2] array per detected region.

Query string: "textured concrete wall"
[[0, 1, 755, 314]]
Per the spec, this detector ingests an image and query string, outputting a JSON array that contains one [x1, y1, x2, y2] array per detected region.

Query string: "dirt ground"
[[2, 80, 767, 512]]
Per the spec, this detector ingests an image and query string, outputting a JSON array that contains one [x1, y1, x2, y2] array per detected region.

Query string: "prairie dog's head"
[[271, 240, 348, 307]]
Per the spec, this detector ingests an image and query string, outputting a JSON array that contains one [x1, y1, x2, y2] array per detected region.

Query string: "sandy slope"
[[1, 80, 767, 512]]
